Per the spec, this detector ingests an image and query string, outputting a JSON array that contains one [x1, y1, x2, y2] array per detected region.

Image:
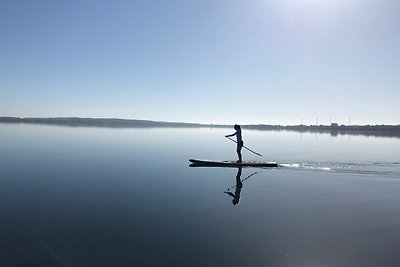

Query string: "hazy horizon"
[[1, 115, 399, 127], [1, 0, 399, 125]]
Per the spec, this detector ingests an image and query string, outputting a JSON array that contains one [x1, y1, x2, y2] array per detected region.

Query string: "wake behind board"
[[189, 159, 278, 168]]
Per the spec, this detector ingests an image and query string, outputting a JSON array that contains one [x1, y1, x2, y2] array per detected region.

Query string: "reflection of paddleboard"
[[189, 159, 278, 168]]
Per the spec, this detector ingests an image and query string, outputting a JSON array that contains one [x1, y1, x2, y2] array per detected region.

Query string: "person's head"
[[234, 124, 241, 131], [232, 199, 239, 205]]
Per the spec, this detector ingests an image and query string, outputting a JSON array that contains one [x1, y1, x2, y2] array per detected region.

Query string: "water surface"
[[1, 124, 400, 266]]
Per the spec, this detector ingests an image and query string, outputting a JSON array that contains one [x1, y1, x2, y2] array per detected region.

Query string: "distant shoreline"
[[0, 116, 204, 128], [1, 117, 400, 137]]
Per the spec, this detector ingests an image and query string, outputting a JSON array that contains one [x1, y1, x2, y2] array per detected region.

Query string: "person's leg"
[[236, 167, 242, 187], [237, 142, 242, 162]]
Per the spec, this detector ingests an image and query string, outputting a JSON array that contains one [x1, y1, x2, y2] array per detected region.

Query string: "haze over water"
[[1, 123, 400, 266]]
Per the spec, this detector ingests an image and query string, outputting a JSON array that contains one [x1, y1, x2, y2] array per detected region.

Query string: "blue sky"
[[1, 0, 399, 125]]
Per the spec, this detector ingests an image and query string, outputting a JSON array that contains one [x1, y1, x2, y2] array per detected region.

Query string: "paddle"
[[225, 136, 263, 157]]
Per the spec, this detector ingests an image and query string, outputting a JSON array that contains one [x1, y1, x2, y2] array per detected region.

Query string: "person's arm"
[[225, 131, 237, 138], [224, 191, 235, 198]]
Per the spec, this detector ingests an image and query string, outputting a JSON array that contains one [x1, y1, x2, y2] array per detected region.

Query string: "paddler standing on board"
[[225, 124, 243, 163]]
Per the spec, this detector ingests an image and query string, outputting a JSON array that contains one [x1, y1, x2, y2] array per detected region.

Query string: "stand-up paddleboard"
[[189, 159, 278, 168]]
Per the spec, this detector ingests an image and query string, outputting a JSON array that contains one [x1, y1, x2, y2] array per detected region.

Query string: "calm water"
[[1, 123, 400, 267]]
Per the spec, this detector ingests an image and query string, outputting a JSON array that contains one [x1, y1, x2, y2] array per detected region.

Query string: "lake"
[[1, 123, 400, 267]]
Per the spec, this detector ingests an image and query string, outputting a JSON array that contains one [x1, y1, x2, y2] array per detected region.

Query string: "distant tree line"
[[1, 117, 399, 137], [0, 117, 202, 128], [241, 123, 400, 137]]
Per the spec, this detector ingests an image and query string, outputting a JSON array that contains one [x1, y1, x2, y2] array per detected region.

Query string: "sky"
[[1, 0, 399, 125]]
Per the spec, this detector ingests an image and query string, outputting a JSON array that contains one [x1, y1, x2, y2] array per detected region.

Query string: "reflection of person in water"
[[224, 167, 243, 205]]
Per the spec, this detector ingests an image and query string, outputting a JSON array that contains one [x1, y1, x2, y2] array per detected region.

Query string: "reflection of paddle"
[[225, 171, 258, 192], [225, 136, 262, 157]]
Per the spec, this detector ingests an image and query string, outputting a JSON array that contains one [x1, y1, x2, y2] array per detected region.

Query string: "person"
[[224, 167, 243, 205], [225, 124, 243, 163]]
